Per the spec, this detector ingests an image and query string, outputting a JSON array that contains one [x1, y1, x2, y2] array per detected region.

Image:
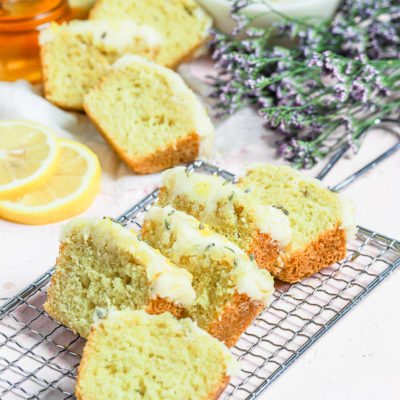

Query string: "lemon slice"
[[0, 120, 60, 200], [0, 139, 101, 225]]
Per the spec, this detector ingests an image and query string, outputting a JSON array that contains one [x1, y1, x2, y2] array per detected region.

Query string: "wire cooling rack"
[[1, 161, 399, 400]]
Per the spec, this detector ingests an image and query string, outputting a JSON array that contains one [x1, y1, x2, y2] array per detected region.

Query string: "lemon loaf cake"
[[39, 20, 161, 110], [157, 167, 292, 276], [141, 205, 275, 347], [76, 310, 239, 400], [89, 0, 212, 68], [83, 55, 214, 174], [44, 217, 195, 338], [238, 163, 357, 282]]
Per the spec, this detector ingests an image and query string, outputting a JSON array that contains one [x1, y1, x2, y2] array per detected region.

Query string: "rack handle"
[[316, 118, 400, 191]]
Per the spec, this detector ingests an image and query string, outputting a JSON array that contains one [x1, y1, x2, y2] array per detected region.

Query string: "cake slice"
[[83, 55, 214, 174], [39, 19, 161, 110], [238, 163, 357, 282], [89, 0, 212, 68], [141, 205, 275, 347], [44, 217, 195, 338], [76, 310, 239, 400], [157, 166, 292, 277]]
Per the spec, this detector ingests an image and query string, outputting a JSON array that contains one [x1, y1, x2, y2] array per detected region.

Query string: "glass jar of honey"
[[0, 0, 71, 83]]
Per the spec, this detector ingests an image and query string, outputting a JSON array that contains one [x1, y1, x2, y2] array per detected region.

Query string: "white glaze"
[[161, 167, 292, 248], [145, 205, 275, 305], [39, 19, 162, 51], [337, 193, 357, 241]]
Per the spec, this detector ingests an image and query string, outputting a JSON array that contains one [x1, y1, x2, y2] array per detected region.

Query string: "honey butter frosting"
[[60, 217, 196, 309], [39, 19, 162, 51], [145, 206, 275, 306], [337, 193, 357, 241], [161, 167, 292, 248]]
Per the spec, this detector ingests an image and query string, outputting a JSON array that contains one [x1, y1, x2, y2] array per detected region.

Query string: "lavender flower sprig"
[[209, 0, 400, 168]]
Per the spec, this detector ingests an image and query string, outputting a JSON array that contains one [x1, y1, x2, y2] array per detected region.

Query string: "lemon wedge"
[[0, 138, 101, 225], [0, 120, 60, 199]]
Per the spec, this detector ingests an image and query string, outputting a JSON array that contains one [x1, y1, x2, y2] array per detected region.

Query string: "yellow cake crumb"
[[83, 55, 214, 174], [76, 310, 239, 400], [44, 217, 195, 337], [39, 19, 161, 110], [89, 0, 213, 68]]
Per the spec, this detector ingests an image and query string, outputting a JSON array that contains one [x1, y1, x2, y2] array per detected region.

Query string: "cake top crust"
[[161, 166, 292, 248], [39, 19, 162, 51], [146, 205, 275, 305]]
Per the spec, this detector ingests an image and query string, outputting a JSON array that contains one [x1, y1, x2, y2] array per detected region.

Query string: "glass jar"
[[0, 0, 71, 83]]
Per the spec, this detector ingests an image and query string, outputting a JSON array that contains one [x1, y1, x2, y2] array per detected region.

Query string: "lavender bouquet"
[[209, 0, 400, 168]]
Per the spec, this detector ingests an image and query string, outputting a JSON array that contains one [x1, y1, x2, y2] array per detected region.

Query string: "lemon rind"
[[0, 139, 101, 225], [0, 120, 61, 200]]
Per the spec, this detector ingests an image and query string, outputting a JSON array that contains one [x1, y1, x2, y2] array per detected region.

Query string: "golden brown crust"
[[146, 296, 188, 319], [206, 374, 231, 400], [125, 132, 200, 174], [207, 292, 264, 348], [276, 224, 346, 283], [84, 99, 200, 174], [247, 231, 284, 277], [246, 225, 347, 283]]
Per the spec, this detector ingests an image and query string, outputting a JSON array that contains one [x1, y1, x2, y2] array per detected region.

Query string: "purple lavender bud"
[[307, 52, 323, 68], [341, 115, 354, 131], [333, 84, 348, 102], [231, 12, 249, 36]]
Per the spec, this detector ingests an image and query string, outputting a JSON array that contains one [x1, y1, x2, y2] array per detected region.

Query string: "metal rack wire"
[[1, 161, 399, 400]]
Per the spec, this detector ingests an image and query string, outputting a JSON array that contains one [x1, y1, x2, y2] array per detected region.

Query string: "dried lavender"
[[209, 0, 400, 168]]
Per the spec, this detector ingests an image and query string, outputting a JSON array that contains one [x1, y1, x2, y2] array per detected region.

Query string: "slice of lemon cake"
[[76, 310, 239, 400], [238, 163, 357, 282], [157, 166, 292, 277], [39, 19, 161, 110], [89, 0, 212, 68], [141, 205, 275, 347], [44, 217, 195, 338], [83, 55, 214, 174]]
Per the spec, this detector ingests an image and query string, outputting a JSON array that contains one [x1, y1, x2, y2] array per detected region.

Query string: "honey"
[[69, 0, 96, 20], [0, 0, 71, 83]]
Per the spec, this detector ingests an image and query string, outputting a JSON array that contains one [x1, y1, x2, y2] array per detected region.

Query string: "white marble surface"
[[0, 60, 399, 399]]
